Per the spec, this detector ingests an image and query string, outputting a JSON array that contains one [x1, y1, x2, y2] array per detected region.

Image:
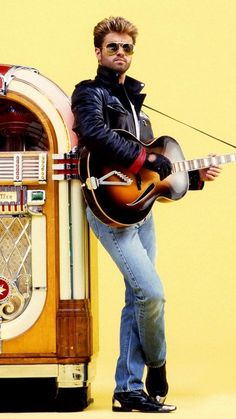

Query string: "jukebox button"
[[27, 189, 46, 205]]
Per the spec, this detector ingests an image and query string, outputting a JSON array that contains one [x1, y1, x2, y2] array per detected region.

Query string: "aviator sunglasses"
[[103, 42, 134, 56]]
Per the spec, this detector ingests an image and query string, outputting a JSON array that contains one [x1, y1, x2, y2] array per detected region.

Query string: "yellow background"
[[1, 0, 235, 403]]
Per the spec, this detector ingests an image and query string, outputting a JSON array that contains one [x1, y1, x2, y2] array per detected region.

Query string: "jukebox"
[[0, 65, 98, 411]]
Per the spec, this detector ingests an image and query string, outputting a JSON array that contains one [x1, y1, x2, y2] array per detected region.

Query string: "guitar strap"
[[143, 104, 236, 149]]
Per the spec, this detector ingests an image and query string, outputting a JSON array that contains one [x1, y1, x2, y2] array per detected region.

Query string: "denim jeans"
[[86, 206, 166, 393]]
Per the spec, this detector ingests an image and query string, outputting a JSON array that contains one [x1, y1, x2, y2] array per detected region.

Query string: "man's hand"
[[144, 153, 172, 180], [199, 157, 222, 181]]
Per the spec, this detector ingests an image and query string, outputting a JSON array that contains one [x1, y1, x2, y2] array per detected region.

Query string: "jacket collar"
[[95, 65, 145, 95]]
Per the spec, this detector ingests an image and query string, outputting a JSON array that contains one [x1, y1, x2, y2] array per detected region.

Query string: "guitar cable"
[[143, 104, 236, 149]]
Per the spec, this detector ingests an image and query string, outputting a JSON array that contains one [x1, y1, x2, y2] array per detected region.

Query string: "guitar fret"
[[231, 154, 236, 162], [192, 159, 199, 170], [217, 155, 225, 164], [181, 161, 189, 171], [219, 154, 236, 164], [199, 158, 206, 168], [185, 160, 191, 171], [203, 158, 210, 168], [172, 161, 180, 173], [179, 161, 187, 172], [173, 152, 236, 173]]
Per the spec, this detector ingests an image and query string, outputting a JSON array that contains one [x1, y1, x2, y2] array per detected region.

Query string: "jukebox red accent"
[[0, 65, 38, 96], [0, 65, 16, 95], [0, 186, 27, 214], [0, 65, 12, 76], [0, 277, 11, 302], [0, 102, 36, 134], [52, 152, 80, 180]]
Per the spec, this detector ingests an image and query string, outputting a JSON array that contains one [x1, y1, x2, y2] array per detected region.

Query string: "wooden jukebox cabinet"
[[0, 65, 98, 411]]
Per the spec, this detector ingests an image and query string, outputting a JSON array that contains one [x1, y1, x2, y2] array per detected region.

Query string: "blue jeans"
[[86, 207, 166, 393]]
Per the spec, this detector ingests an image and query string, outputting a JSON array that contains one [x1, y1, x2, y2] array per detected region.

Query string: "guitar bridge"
[[84, 170, 132, 190]]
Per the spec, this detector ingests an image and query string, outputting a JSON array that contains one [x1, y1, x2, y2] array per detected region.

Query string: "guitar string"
[[143, 104, 236, 149]]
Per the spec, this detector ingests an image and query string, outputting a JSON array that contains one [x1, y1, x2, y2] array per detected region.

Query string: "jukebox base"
[[0, 377, 92, 412]]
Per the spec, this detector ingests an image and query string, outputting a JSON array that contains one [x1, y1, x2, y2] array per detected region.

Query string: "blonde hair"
[[93, 16, 138, 47]]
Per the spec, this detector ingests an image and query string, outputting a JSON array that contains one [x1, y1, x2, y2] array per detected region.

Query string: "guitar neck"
[[172, 153, 236, 173]]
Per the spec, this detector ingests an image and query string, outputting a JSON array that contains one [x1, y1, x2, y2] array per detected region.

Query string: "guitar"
[[79, 129, 236, 227]]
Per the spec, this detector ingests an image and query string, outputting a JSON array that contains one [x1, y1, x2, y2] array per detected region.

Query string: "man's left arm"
[[188, 165, 222, 190]]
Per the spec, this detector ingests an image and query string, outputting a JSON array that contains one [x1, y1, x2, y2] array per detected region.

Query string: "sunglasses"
[[103, 42, 134, 56]]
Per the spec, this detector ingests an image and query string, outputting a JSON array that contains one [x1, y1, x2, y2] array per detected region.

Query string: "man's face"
[[95, 32, 134, 74]]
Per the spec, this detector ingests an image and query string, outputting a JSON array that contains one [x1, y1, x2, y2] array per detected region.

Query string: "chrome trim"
[[0, 66, 38, 95], [0, 362, 93, 388], [57, 364, 88, 388]]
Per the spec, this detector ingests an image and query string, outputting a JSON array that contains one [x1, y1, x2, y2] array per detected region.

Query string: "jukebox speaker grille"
[[0, 152, 47, 185]]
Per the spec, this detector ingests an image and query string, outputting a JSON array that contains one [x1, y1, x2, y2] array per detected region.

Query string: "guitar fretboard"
[[172, 153, 236, 173]]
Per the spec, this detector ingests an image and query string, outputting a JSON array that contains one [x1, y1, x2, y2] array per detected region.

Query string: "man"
[[71, 16, 221, 413]]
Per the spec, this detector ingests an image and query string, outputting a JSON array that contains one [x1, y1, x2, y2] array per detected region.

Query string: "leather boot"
[[112, 389, 176, 413], [146, 363, 169, 404]]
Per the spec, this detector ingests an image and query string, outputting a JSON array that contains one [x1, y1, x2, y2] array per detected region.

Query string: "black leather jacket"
[[71, 65, 203, 189], [71, 65, 152, 171]]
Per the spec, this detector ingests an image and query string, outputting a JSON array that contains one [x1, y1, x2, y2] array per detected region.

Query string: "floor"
[[81, 393, 236, 419], [0, 389, 235, 418]]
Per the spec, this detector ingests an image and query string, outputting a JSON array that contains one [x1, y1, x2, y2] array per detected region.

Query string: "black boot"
[[112, 389, 176, 413], [146, 363, 169, 404]]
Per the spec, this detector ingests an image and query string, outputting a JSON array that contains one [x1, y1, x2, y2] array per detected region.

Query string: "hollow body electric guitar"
[[79, 129, 236, 227]]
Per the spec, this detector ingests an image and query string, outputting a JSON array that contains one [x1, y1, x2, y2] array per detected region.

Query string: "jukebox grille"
[[0, 216, 32, 321], [0, 152, 47, 184]]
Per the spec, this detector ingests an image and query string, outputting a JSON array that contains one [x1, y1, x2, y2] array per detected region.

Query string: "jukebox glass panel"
[[0, 215, 32, 321], [0, 99, 49, 151]]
